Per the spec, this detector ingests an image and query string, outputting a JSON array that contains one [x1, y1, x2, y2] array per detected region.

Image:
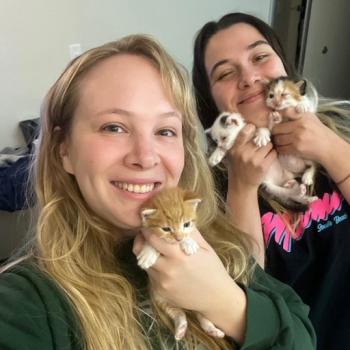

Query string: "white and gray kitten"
[[205, 112, 270, 167]]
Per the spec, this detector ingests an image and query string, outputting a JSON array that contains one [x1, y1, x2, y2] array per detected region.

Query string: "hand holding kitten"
[[271, 108, 336, 164], [134, 227, 246, 341]]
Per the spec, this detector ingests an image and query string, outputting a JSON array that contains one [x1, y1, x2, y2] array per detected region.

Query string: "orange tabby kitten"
[[137, 187, 225, 341]]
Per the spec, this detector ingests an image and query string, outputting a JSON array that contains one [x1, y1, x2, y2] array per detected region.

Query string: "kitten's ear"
[[185, 198, 202, 211], [295, 79, 307, 95], [140, 208, 157, 223]]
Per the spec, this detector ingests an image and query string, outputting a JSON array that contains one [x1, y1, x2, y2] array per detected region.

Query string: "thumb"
[[132, 232, 146, 256], [282, 107, 301, 120], [234, 123, 256, 147]]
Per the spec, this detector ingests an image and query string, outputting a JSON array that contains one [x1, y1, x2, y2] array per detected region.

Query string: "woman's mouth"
[[112, 181, 161, 194], [238, 91, 264, 105]]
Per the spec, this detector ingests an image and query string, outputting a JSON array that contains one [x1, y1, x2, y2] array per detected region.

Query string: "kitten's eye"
[[183, 221, 191, 228], [222, 136, 227, 141], [101, 124, 125, 133], [269, 93, 274, 98], [161, 227, 172, 232], [281, 93, 290, 97]]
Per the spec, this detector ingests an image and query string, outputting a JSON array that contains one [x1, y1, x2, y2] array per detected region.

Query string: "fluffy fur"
[[266, 77, 318, 115], [205, 112, 270, 166], [206, 84, 318, 211], [264, 77, 318, 210], [137, 187, 225, 341]]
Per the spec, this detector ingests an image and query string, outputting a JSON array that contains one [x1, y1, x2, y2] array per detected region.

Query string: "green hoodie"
[[0, 262, 316, 349]]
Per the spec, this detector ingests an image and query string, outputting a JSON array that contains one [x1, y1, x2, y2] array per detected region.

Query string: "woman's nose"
[[238, 66, 261, 89], [124, 136, 160, 169]]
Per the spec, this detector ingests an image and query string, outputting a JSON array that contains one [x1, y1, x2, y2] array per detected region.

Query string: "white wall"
[[303, 0, 350, 99], [0, 0, 272, 150], [0, 0, 273, 259]]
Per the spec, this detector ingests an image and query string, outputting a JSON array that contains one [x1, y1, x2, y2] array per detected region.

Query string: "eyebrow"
[[97, 108, 182, 119], [209, 39, 270, 78]]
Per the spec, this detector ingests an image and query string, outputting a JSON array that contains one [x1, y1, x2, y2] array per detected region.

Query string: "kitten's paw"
[[174, 320, 188, 341], [301, 172, 314, 186], [253, 128, 271, 147], [299, 183, 307, 196], [137, 244, 160, 269], [295, 104, 309, 113], [208, 149, 225, 167], [271, 111, 282, 124], [196, 313, 225, 338], [180, 237, 199, 255], [283, 179, 299, 189]]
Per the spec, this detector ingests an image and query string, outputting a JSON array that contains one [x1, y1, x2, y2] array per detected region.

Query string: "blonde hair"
[[30, 34, 252, 350]]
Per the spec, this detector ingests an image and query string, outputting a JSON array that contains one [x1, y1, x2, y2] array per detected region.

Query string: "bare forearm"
[[227, 184, 265, 268], [319, 136, 350, 203]]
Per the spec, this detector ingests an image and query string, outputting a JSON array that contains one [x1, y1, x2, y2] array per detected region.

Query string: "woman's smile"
[[238, 90, 265, 105]]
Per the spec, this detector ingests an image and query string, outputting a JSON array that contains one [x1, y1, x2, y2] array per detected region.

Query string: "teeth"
[[115, 182, 155, 194]]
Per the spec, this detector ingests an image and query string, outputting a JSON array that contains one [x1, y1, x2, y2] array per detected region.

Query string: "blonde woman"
[[193, 12, 350, 350], [0, 35, 315, 349]]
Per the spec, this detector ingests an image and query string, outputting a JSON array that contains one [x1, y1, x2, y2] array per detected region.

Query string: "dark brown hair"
[[192, 12, 296, 128]]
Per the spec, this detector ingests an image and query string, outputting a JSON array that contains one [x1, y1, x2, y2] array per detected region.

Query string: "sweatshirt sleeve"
[[240, 266, 316, 350], [0, 263, 81, 350]]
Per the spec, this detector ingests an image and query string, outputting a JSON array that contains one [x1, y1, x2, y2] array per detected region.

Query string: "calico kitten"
[[266, 77, 318, 117], [265, 77, 318, 205], [136, 187, 225, 341]]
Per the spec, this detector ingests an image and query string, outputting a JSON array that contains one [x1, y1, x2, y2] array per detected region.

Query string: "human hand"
[[133, 229, 247, 340], [226, 123, 277, 190], [271, 108, 338, 164], [133, 229, 237, 314]]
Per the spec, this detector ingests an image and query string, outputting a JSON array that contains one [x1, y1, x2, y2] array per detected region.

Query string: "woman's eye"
[[157, 129, 177, 137], [216, 70, 235, 81], [101, 124, 125, 133], [254, 54, 268, 63]]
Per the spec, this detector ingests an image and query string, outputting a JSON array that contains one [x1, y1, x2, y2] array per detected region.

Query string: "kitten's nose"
[[174, 232, 183, 241]]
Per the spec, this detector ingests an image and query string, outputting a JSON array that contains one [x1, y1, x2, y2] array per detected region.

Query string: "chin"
[[103, 213, 142, 230], [242, 109, 270, 127]]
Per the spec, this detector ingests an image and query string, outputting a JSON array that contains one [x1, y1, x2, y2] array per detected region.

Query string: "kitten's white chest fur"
[[136, 243, 160, 270]]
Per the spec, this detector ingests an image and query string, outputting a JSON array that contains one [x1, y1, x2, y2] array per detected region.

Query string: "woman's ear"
[[56, 127, 74, 175], [60, 142, 74, 175]]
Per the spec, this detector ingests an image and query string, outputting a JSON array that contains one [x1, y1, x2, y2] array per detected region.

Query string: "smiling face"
[[60, 54, 185, 229], [204, 23, 287, 127]]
